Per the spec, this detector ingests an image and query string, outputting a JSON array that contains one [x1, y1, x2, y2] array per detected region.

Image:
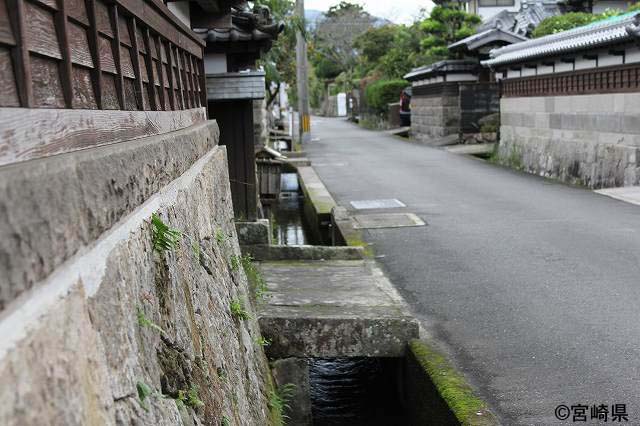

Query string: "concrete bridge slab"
[[257, 259, 419, 358]]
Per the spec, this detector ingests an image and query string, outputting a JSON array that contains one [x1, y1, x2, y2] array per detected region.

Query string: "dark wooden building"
[[173, 0, 283, 221]]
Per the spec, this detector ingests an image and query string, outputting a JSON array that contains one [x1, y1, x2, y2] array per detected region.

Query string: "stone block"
[[236, 219, 271, 245], [271, 358, 313, 426]]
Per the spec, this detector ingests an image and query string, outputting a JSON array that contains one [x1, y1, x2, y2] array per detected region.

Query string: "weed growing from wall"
[[151, 213, 181, 252], [215, 228, 226, 245], [240, 255, 269, 302], [269, 383, 296, 425], [229, 255, 242, 271], [230, 299, 251, 321], [136, 381, 155, 411], [175, 384, 205, 410], [136, 306, 167, 336], [255, 336, 272, 347]]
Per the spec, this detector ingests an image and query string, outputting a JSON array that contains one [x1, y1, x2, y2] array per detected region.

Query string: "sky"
[[304, 0, 435, 24]]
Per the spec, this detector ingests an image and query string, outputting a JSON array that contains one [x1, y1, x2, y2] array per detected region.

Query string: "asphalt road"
[[304, 117, 640, 425]]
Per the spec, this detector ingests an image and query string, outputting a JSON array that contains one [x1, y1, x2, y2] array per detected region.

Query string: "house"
[[166, 0, 283, 222], [405, 25, 527, 144], [482, 11, 640, 187]]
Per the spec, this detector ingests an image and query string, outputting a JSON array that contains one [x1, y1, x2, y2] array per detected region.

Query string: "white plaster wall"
[[599, 53, 624, 67], [204, 54, 227, 74], [478, 0, 521, 20], [167, 1, 190, 27], [555, 62, 574, 73], [575, 57, 598, 70]]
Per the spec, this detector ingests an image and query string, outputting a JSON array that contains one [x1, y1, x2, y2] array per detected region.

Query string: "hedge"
[[365, 79, 409, 112]]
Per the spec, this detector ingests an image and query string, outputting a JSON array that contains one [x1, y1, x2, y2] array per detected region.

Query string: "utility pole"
[[295, 0, 311, 144]]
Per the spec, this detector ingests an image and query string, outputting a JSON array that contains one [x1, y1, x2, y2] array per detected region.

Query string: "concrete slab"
[[353, 213, 426, 229], [284, 157, 312, 168], [257, 259, 419, 358], [445, 143, 496, 155], [594, 186, 640, 206]]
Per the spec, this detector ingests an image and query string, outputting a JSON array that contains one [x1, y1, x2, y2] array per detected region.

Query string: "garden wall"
[[499, 94, 640, 188]]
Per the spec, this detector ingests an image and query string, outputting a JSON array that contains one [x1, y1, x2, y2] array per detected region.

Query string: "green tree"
[[419, 5, 481, 60], [311, 1, 376, 81], [531, 12, 599, 38], [255, 0, 297, 107], [354, 25, 401, 75]]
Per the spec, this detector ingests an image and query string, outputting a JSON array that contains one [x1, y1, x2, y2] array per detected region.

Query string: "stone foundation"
[[0, 122, 273, 425], [499, 94, 640, 188]]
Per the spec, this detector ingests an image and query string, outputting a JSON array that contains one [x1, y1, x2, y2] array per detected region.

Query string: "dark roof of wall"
[[479, 0, 562, 37], [404, 60, 479, 81], [483, 11, 640, 67], [192, 3, 284, 44], [448, 28, 528, 52], [193, 0, 246, 13]]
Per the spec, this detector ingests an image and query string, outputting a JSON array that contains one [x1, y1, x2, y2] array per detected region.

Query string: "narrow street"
[[306, 117, 640, 425]]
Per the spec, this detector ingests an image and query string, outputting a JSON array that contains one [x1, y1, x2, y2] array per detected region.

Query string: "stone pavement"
[[257, 259, 419, 358]]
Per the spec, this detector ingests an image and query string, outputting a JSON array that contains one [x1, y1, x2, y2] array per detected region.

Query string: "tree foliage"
[[365, 79, 408, 112], [254, 0, 297, 106], [419, 5, 480, 60], [531, 12, 599, 38], [532, 7, 640, 38], [312, 1, 376, 77]]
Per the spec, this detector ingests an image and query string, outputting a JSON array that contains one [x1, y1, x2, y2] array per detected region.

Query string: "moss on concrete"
[[409, 339, 498, 426]]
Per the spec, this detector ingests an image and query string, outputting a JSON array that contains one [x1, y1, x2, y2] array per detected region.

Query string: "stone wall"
[[499, 94, 640, 188], [411, 82, 500, 145], [410, 92, 460, 143], [0, 122, 274, 425]]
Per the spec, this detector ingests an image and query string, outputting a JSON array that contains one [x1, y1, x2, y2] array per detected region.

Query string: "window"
[[479, 0, 515, 6]]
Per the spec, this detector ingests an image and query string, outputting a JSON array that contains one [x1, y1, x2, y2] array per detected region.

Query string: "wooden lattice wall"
[[0, 0, 206, 110]]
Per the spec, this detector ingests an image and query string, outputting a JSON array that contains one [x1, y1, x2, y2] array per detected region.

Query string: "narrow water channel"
[[309, 358, 408, 426], [261, 173, 315, 246]]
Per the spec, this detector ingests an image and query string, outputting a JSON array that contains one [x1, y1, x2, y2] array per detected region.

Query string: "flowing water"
[[261, 173, 315, 246], [309, 358, 408, 425]]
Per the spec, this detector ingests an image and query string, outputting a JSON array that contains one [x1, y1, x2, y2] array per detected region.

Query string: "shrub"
[[365, 79, 408, 113]]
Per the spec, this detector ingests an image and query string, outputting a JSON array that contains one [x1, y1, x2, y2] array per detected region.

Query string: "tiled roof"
[[404, 60, 479, 81], [448, 28, 528, 52], [193, 4, 284, 44], [479, 0, 561, 37], [483, 11, 640, 67]]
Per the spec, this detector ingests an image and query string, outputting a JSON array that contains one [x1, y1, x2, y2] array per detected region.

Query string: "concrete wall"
[[500, 94, 640, 188], [0, 122, 273, 425], [411, 94, 460, 143]]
